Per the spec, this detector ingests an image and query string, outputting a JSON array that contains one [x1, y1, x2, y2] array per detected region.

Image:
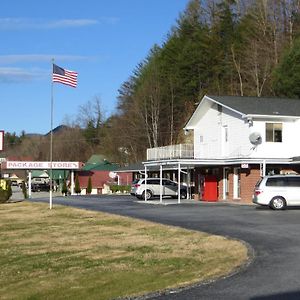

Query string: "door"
[[202, 175, 218, 201]]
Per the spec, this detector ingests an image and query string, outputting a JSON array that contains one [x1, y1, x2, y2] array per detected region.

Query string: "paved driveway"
[[31, 195, 300, 300]]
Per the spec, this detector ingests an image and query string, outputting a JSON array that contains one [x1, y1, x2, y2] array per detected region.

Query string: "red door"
[[202, 175, 218, 201]]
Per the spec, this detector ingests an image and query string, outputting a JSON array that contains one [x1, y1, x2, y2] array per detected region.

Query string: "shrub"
[[110, 185, 131, 194], [86, 177, 92, 194], [110, 185, 118, 193], [0, 190, 10, 203], [7, 181, 12, 199], [21, 182, 28, 199], [75, 175, 81, 195], [62, 180, 68, 196], [123, 185, 131, 193]]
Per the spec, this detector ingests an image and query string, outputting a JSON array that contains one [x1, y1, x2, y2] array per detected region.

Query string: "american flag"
[[52, 64, 78, 88]]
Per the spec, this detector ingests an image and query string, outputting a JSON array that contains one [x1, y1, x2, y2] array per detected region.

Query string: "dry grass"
[[0, 201, 248, 300]]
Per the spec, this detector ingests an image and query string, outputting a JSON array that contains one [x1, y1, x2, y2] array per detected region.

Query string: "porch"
[[147, 144, 194, 160]]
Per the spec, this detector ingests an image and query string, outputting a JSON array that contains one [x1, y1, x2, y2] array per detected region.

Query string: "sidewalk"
[[136, 198, 254, 206]]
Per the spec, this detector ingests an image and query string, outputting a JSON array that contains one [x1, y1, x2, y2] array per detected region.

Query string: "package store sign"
[[0, 130, 3, 151], [6, 161, 81, 170]]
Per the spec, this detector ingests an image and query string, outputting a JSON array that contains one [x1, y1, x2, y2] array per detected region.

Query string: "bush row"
[[110, 185, 131, 193]]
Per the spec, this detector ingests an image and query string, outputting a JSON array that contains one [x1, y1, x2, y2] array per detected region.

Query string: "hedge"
[[110, 185, 131, 193]]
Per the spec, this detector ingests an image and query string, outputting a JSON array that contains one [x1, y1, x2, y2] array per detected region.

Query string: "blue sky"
[[1, 0, 190, 135]]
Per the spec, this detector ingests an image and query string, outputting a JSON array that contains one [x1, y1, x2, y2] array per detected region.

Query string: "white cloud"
[[0, 67, 43, 83], [0, 17, 118, 30], [46, 19, 99, 28]]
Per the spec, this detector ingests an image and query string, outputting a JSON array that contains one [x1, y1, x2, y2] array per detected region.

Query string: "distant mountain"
[[45, 125, 71, 136]]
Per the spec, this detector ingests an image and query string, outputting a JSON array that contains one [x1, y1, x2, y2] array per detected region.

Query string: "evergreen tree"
[[75, 174, 81, 195], [87, 176, 92, 194], [62, 180, 68, 196], [273, 37, 300, 98], [7, 181, 12, 199], [21, 181, 28, 199]]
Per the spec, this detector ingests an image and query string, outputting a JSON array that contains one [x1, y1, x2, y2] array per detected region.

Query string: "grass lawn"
[[0, 201, 248, 300]]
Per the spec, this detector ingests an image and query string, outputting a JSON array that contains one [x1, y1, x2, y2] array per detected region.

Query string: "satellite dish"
[[249, 132, 262, 145], [109, 171, 117, 179]]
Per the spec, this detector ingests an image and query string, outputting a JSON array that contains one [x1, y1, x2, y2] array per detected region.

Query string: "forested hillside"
[[3, 0, 300, 164]]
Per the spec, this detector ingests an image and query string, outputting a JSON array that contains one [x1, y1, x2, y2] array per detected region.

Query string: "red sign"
[[0, 131, 3, 151], [5, 161, 81, 170]]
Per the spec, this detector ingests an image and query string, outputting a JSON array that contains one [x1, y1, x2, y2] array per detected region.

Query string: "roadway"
[[30, 194, 300, 300]]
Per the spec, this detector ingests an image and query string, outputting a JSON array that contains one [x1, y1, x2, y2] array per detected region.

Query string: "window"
[[266, 123, 282, 142], [163, 179, 176, 186], [288, 177, 300, 187], [266, 176, 300, 187], [266, 177, 287, 186], [147, 179, 160, 185]]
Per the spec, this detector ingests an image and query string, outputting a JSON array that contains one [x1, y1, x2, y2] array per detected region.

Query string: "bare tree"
[[76, 96, 105, 129]]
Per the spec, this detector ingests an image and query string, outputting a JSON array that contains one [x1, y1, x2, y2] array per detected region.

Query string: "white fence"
[[147, 144, 194, 160]]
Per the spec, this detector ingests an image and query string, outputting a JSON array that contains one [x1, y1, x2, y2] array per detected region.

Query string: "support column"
[[187, 166, 190, 200], [178, 163, 181, 204], [144, 165, 147, 201], [160, 165, 163, 203], [28, 171, 32, 199], [71, 170, 74, 195], [263, 160, 266, 176], [261, 160, 267, 177]]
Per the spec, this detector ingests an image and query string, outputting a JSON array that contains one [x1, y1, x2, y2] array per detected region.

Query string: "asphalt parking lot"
[[31, 194, 300, 300]]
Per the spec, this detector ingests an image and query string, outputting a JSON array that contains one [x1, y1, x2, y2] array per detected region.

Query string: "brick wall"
[[218, 165, 261, 203], [194, 165, 262, 203], [240, 167, 261, 203]]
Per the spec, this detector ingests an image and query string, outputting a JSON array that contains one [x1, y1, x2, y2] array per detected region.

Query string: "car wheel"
[[270, 197, 286, 210], [142, 190, 152, 200], [180, 190, 187, 199]]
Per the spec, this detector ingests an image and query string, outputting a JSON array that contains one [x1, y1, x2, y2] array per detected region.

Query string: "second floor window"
[[266, 123, 282, 142]]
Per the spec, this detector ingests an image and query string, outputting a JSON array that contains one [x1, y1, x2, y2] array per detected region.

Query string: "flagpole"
[[49, 58, 54, 209]]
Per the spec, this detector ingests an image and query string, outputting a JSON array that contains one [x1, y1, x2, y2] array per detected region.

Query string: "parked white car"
[[131, 178, 187, 200], [252, 175, 300, 210]]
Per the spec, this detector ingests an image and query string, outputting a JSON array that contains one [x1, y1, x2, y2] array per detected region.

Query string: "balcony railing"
[[147, 144, 194, 161]]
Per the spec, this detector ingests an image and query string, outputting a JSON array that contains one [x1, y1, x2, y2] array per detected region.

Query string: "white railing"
[[147, 144, 194, 161]]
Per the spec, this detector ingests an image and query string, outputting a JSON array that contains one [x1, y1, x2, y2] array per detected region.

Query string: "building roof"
[[185, 95, 300, 130], [83, 154, 118, 171], [207, 95, 300, 117], [116, 162, 144, 172], [31, 170, 48, 178], [30, 170, 69, 180], [83, 162, 118, 171]]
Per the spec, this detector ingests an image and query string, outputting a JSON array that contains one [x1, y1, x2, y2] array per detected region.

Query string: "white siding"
[[194, 103, 220, 158], [250, 119, 300, 158], [194, 104, 250, 159]]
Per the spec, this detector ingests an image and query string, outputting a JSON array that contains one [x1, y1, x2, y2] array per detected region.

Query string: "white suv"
[[252, 175, 300, 210], [131, 178, 187, 200]]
